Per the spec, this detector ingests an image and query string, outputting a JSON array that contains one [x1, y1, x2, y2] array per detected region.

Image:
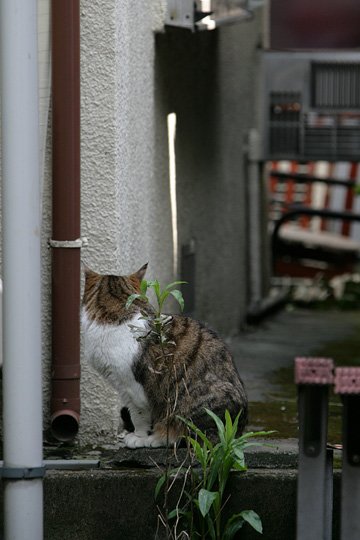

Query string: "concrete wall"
[[77, 2, 263, 445], [1, 1, 264, 445], [42, 468, 300, 540], [78, 0, 175, 444], [155, 15, 263, 334]]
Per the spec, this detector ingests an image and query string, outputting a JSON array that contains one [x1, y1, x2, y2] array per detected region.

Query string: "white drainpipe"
[[1, 0, 44, 537]]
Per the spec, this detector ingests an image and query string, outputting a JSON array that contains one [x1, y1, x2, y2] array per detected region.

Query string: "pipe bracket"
[[48, 237, 88, 249], [1, 466, 46, 479]]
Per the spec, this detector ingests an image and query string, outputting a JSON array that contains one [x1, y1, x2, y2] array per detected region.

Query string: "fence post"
[[334, 367, 360, 540], [295, 357, 334, 540]]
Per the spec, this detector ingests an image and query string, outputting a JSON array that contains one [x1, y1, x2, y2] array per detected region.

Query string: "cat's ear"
[[133, 263, 148, 282]]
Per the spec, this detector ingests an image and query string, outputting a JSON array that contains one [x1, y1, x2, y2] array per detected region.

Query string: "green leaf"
[[153, 280, 161, 301], [165, 281, 188, 291], [167, 508, 187, 520], [206, 448, 224, 490], [159, 289, 170, 308], [223, 514, 245, 540], [188, 437, 208, 469], [206, 514, 217, 540], [240, 510, 263, 534], [154, 474, 166, 500], [232, 410, 241, 436], [170, 289, 185, 311], [204, 409, 225, 444], [178, 416, 213, 451], [233, 447, 246, 470], [198, 489, 218, 518], [239, 430, 276, 439], [125, 294, 142, 309], [233, 460, 247, 472], [140, 279, 148, 295], [225, 410, 235, 444], [146, 280, 161, 303], [242, 441, 275, 450], [219, 454, 234, 494]]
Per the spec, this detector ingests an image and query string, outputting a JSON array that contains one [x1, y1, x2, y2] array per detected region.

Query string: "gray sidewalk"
[[228, 306, 360, 442]]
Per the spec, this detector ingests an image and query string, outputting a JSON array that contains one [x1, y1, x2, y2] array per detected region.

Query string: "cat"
[[81, 263, 248, 448]]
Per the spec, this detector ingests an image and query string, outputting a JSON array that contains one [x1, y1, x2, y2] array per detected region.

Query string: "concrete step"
[[5, 443, 340, 540]]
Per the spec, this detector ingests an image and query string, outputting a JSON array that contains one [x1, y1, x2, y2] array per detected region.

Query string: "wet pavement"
[[228, 306, 360, 443]]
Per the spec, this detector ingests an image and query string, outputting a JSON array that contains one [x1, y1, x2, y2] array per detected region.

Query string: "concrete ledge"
[[43, 468, 299, 540], [109, 439, 300, 470], [1, 444, 341, 539], [42, 466, 341, 540]]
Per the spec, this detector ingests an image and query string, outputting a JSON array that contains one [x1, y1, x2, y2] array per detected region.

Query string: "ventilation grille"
[[304, 113, 360, 159], [312, 62, 360, 109], [269, 92, 301, 155]]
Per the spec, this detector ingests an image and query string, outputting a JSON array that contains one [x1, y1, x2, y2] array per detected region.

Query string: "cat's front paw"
[[124, 433, 150, 449], [118, 429, 130, 441]]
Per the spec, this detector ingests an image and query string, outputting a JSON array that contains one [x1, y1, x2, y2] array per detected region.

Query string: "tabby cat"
[[81, 264, 248, 448]]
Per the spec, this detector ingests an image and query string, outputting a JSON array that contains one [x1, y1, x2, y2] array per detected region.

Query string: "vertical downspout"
[[50, 0, 81, 441], [1, 0, 44, 537]]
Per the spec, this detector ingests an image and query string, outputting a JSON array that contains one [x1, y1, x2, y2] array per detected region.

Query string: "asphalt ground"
[[228, 306, 360, 442]]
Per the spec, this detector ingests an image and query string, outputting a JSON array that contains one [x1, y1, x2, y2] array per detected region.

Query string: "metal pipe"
[[0, 0, 44, 536], [245, 129, 265, 308], [50, 0, 81, 441]]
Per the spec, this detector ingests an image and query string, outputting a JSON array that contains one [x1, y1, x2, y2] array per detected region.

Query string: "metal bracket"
[[48, 237, 88, 249], [0, 459, 100, 479], [1, 466, 46, 479]]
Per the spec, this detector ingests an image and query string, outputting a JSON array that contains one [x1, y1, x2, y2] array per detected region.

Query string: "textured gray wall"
[[0, 2, 263, 445], [79, 0, 175, 443], [77, 4, 263, 445], [24, 1, 263, 446], [155, 13, 263, 335]]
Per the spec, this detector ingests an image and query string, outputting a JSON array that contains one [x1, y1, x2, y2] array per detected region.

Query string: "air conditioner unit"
[[262, 51, 360, 161]]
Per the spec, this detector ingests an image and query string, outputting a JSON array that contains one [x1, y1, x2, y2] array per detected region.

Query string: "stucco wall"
[[78, 0, 175, 443], [0, 1, 263, 446], [77, 2, 263, 445], [155, 13, 263, 334], [0, 0, 262, 447]]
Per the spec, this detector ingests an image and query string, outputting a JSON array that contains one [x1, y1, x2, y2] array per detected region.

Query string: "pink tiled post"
[[295, 357, 334, 540], [334, 367, 360, 540]]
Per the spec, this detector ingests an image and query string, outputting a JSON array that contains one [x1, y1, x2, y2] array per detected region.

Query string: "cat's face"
[[82, 263, 148, 323]]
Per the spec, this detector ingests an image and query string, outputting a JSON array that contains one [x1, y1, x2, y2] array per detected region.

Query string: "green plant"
[[126, 279, 270, 539], [126, 279, 186, 350], [126, 278, 187, 537], [156, 409, 273, 540]]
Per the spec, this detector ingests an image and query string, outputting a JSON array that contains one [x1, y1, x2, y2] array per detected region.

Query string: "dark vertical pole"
[[50, 0, 81, 441], [295, 357, 334, 540], [335, 367, 360, 540]]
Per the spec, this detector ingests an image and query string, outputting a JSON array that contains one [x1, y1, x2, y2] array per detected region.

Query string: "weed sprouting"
[[155, 409, 273, 539]]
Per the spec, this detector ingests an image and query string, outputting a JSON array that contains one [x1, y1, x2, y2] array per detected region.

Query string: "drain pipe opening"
[[50, 410, 80, 442]]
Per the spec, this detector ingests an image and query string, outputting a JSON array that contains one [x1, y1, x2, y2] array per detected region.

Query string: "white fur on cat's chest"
[[81, 309, 149, 407]]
